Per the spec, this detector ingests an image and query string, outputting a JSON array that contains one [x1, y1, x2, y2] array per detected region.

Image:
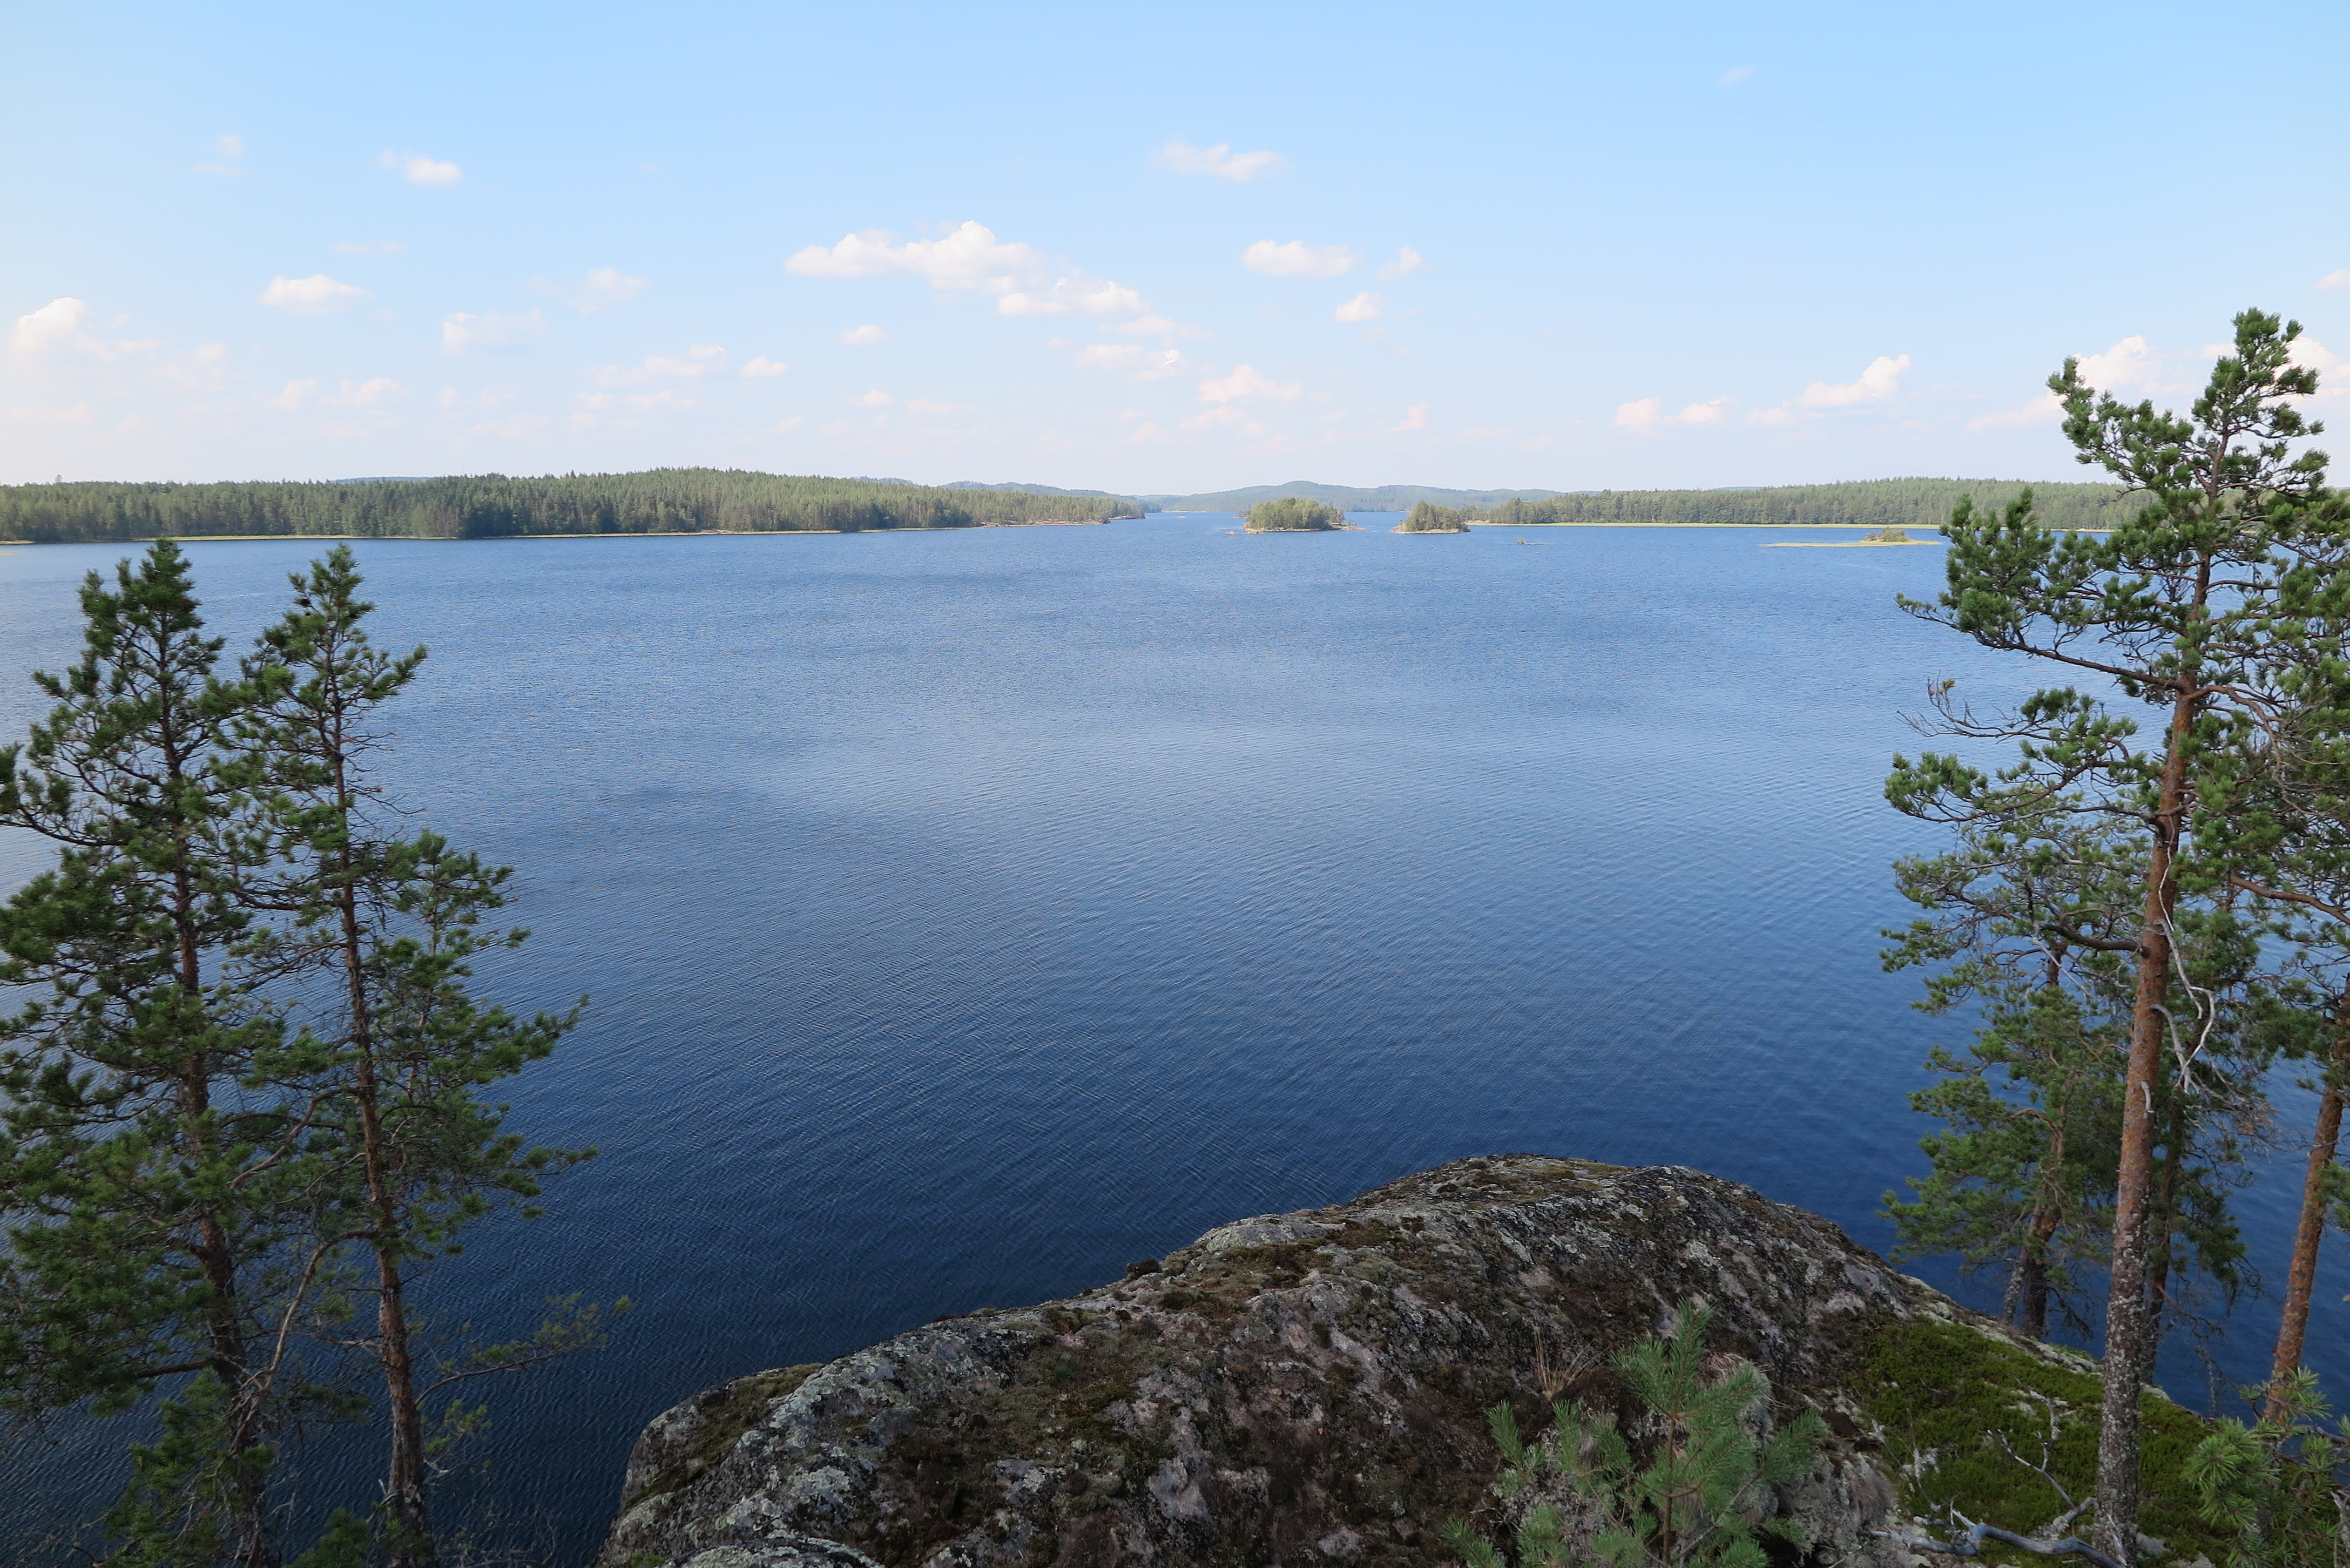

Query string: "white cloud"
[[1397, 401, 1428, 431], [1242, 240, 1357, 278], [2319, 270, 2350, 293], [855, 389, 893, 407], [741, 356, 789, 379], [544, 267, 649, 314], [334, 377, 402, 407], [381, 150, 462, 186], [787, 221, 1045, 293], [333, 239, 405, 255], [194, 132, 245, 177], [441, 309, 545, 354], [272, 376, 402, 413], [259, 274, 373, 314], [1118, 314, 1179, 337], [1334, 291, 1383, 323], [591, 344, 725, 386], [2072, 335, 2157, 394], [1375, 247, 1426, 281], [1720, 65, 1755, 85], [997, 275, 1146, 317], [840, 324, 889, 346], [1966, 335, 2166, 430], [906, 398, 959, 415], [1796, 353, 1910, 408], [1155, 140, 1286, 181], [1618, 396, 1734, 434], [1077, 344, 1188, 379], [9, 298, 143, 361], [1199, 364, 1301, 403]]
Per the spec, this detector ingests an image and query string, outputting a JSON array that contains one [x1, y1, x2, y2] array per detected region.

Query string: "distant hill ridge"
[[1149, 481, 1564, 512]]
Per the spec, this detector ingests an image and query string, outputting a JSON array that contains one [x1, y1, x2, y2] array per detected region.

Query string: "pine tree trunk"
[[328, 713, 435, 1568], [2264, 999, 2350, 1423], [2137, 1097, 2183, 1390], [2017, 1205, 2058, 1341], [164, 685, 271, 1568], [2095, 673, 2197, 1565]]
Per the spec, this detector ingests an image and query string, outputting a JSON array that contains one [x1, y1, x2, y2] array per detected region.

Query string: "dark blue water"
[[0, 517, 2340, 1563]]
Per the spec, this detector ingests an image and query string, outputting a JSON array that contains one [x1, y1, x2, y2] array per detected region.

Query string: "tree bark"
[[2095, 670, 2198, 1564], [2264, 997, 2350, 1423]]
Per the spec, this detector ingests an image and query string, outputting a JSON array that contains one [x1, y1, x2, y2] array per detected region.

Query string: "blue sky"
[[6, 0, 2348, 493]]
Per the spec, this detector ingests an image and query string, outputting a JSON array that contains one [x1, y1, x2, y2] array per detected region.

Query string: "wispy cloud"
[[441, 309, 545, 354], [1155, 139, 1286, 181], [380, 150, 462, 186], [259, 274, 373, 314], [855, 389, 894, 407], [1375, 247, 1425, 281], [1397, 402, 1428, 431], [539, 267, 649, 314], [1719, 65, 1755, 86], [194, 133, 245, 178], [1199, 364, 1301, 403], [2319, 269, 2350, 293], [1618, 396, 1733, 434], [1073, 344, 1188, 379], [997, 275, 1146, 317], [840, 325, 889, 346], [1242, 240, 1356, 279], [590, 346, 725, 387], [741, 356, 789, 379], [788, 221, 1045, 293], [271, 377, 403, 413], [1334, 291, 1383, 323]]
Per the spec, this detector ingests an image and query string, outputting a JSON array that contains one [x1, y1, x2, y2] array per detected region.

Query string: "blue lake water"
[[0, 516, 2341, 1564]]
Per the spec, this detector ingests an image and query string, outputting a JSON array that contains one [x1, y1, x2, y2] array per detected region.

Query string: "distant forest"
[[0, 469, 1142, 544], [1470, 477, 2147, 530], [1152, 481, 1564, 512]]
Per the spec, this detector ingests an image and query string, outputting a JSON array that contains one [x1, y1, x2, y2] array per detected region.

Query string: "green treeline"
[[1242, 496, 1345, 532], [0, 468, 1141, 545], [1478, 477, 2147, 530], [1395, 501, 1471, 533]]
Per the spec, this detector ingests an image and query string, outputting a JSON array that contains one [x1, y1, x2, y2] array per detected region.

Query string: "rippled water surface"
[[1, 517, 2341, 1563]]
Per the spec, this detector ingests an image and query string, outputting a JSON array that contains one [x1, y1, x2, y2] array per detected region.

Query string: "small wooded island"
[[1395, 501, 1473, 533], [1242, 497, 1348, 532]]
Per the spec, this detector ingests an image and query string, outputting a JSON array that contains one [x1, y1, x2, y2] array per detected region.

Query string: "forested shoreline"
[[0, 468, 1141, 544], [1471, 476, 2148, 529]]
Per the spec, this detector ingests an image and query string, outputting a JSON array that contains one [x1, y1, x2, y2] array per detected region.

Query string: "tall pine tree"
[[1891, 309, 2344, 1560]]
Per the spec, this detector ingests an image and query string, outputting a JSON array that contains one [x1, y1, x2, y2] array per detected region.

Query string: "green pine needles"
[[0, 542, 600, 1568], [1445, 1301, 1828, 1568], [2185, 1372, 2350, 1568]]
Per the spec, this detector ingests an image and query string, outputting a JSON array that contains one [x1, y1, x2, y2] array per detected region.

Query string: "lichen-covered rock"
[[595, 1155, 2095, 1568]]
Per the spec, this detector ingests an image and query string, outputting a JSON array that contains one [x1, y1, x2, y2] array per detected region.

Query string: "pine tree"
[[1444, 1301, 1826, 1568], [1890, 309, 2346, 1560], [0, 541, 337, 1567], [237, 548, 585, 1567]]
